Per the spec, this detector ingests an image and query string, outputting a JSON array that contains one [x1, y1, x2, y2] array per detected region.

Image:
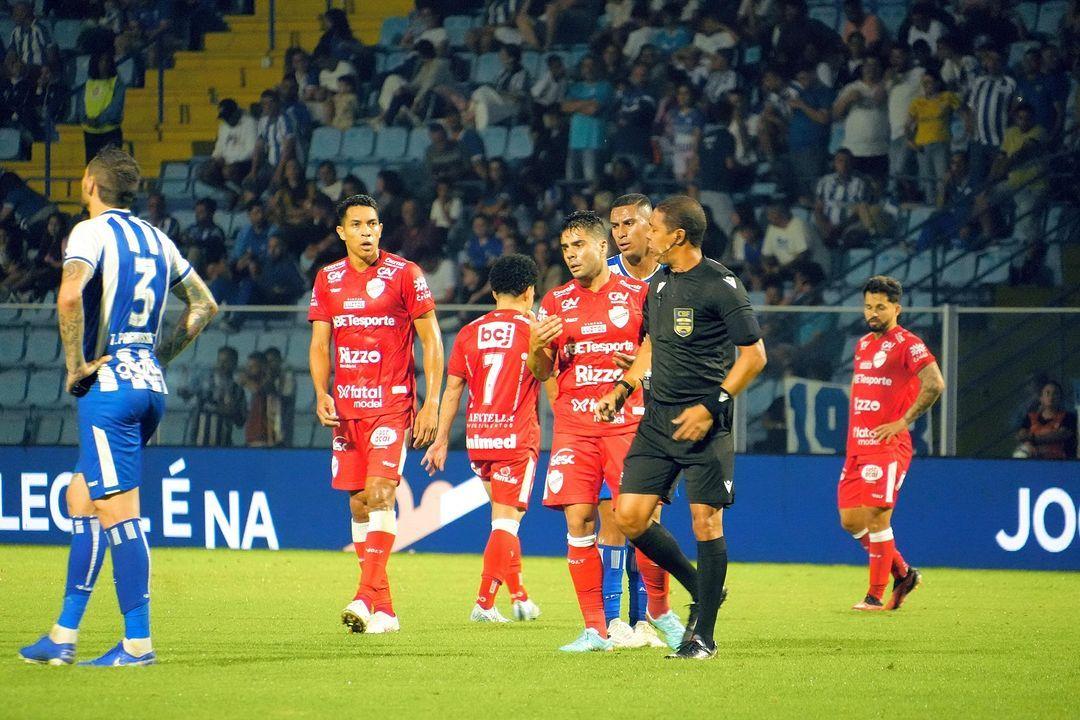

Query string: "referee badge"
[[674, 308, 694, 337]]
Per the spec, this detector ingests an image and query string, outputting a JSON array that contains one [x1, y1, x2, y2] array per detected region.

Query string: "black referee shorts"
[[621, 400, 735, 508]]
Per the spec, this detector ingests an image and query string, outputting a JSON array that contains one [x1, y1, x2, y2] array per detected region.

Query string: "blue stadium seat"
[[876, 248, 910, 282], [285, 334, 308, 368], [0, 368, 29, 405], [295, 381, 315, 418], [172, 209, 196, 232], [876, 4, 907, 37], [0, 20, 15, 47], [159, 161, 190, 197], [341, 126, 375, 162], [117, 57, 135, 85], [379, 16, 408, 47], [59, 416, 79, 445], [224, 330, 258, 360], [1036, 1, 1067, 34], [380, 50, 408, 75], [505, 125, 533, 160], [406, 126, 431, 161], [847, 248, 875, 275], [192, 328, 226, 366], [352, 164, 381, 194], [52, 19, 82, 50], [74, 54, 91, 85], [522, 50, 542, 77], [943, 250, 977, 286], [472, 52, 502, 85], [976, 247, 1012, 284], [309, 127, 343, 162], [257, 330, 291, 354], [740, 45, 762, 67], [0, 416, 27, 445], [155, 413, 188, 445], [25, 328, 59, 364], [35, 414, 63, 444], [481, 126, 508, 157], [808, 5, 839, 29], [373, 127, 408, 160], [0, 129, 20, 160], [1014, 4, 1039, 33], [907, 251, 934, 284], [0, 326, 25, 364], [26, 369, 63, 406], [828, 122, 844, 154], [445, 15, 475, 47], [1008, 40, 1041, 69]]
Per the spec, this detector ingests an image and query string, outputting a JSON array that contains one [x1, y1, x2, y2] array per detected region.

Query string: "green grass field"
[[0, 546, 1077, 719]]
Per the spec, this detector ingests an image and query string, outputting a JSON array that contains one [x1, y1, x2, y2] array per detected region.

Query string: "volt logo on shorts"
[[370, 426, 398, 448]]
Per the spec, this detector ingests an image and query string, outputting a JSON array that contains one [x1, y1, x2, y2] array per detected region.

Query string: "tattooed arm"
[[873, 361, 945, 443], [157, 270, 219, 367], [58, 261, 115, 394]]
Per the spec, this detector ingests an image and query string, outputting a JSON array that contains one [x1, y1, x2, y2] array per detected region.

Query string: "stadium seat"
[[26, 369, 63, 406], [943, 250, 977, 286], [0, 416, 26, 445], [1036, 1, 1067, 34], [875, 248, 909, 282], [341, 126, 375, 163], [445, 15, 475, 47], [59, 416, 79, 445], [481, 126, 508, 157], [224, 330, 258, 360], [505, 125, 533, 160], [308, 127, 343, 163], [976, 247, 1012, 284], [380, 50, 408, 75], [74, 54, 90, 85], [406, 126, 431, 161], [192, 328, 226, 365], [522, 50, 541, 77], [117, 57, 135, 85], [35, 414, 63, 445], [1008, 40, 1041, 69], [1014, 2, 1038, 31], [846, 248, 875, 275], [353, 164, 381, 193], [907, 251, 934, 284], [827, 122, 844, 154], [379, 16, 408, 47], [808, 5, 839, 28], [0, 368, 27, 405], [472, 52, 502, 85], [876, 4, 907, 37], [0, 128, 20, 160], [53, 19, 82, 50], [172, 209, 196, 231], [295, 381, 315, 419], [740, 45, 762, 67], [373, 127, 408, 161], [257, 330, 291, 354], [0, 326, 25, 364], [25, 328, 59, 364]]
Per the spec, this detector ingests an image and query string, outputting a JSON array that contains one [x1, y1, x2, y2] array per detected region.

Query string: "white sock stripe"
[[368, 510, 397, 534], [567, 533, 596, 548], [123, 521, 138, 541], [351, 521, 370, 543], [491, 518, 520, 536], [851, 528, 869, 540], [109, 526, 121, 545], [869, 528, 894, 543], [82, 519, 102, 590]]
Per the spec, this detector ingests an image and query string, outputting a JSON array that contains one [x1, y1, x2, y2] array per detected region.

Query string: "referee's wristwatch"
[[701, 387, 732, 420], [615, 379, 635, 397]]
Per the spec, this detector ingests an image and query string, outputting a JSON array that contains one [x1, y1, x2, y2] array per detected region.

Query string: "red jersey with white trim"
[[308, 251, 436, 419], [538, 273, 648, 436], [847, 325, 935, 457], [448, 308, 540, 461]]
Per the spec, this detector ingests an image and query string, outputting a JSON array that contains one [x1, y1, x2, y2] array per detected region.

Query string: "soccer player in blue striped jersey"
[[598, 194, 682, 650], [18, 148, 217, 666]]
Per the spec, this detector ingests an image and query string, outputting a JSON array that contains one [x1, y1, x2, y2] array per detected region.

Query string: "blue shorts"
[[76, 385, 165, 500]]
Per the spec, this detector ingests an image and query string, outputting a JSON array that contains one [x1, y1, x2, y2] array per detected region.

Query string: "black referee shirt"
[[645, 257, 762, 405]]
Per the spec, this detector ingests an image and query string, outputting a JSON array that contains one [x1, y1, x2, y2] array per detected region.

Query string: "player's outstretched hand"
[[671, 403, 714, 442], [593, 389, 625, 423], [871, 419, 906, 444], [529, 315, 563, 354], [613, 351, 636, 370], [316, 393, 340, 428], [412, 403, 439, 448], [421, 439, 448, 475], [65, 355, 112, 397]]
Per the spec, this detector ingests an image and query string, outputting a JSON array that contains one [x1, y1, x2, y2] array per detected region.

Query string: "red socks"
[[356, 511, 396, 615], [854, 528, 909, 580], [477, 520, 528, 609], [635, 547, 671, 617], [867, 528, 896, 601], [506, 534, 528, 602], [567, 535, 606, 636]]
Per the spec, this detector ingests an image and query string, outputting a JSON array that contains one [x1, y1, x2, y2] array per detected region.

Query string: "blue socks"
[[599, 544, 625, 625], [106, 518, 151, 640], [57, 516, 107, 630], [626, 547, 648, 624]]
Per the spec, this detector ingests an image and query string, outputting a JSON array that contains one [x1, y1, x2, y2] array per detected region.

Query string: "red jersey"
[[448, 308, 540, 461], [847, 325, 935, 458], [308, 251, 436, 419], [538, 273, 648, 436]]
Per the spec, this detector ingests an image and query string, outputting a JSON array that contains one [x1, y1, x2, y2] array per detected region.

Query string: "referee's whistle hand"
[[671, 404, 714, 442]]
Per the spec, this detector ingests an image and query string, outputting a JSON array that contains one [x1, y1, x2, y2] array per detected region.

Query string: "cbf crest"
[[674, 308, 693, 337]]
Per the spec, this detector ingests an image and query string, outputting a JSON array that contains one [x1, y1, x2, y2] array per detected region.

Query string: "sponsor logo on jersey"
[[550, 448, 574, 467], [336, 385, 384, 408], [853, 373, 893, 386], [466, 434, 518, 450], [477, 321, 515, 350], [575, 365, 623, 386], [873, 350, 888, 368], [337, 347, 382, 365], [343, 298, 366, 310], [370, 426, 398, 448], [859, 361, 872, 370], [332, 436, 349, 452], [553, 285, 575, 298], [909, 343, 929, 362], [310, 289, 318, 306], [110, 332, 155, 345], [560, 297, 580, 312], [326, 269, 346, 283], [861, 464, 883, 482], [377, 267, 396, 279], [608, 291, 630, 305], [366, 278, 385, 298], [853, 398, 881, 413], [617, 279, 639, 292], [724, 480, 733, 493], [881, 341, 895, 351], [332, 314, 396, 328], [674, 308, 694, 337], [724, 276, 737, 288], [570, 398, 598, 413], [546, 469, 564, 493], [581, 321, 606, 335], [467, 412, 515, 424], [384, 257, 406, 269], [608, 306, 630, 328], [569, 339, 635, 355], [851, 427, 880, 445], [859, 339, 870, 350], [492, 465, 516, 484], [537, 307, 548, 321], [414, 276, 432, 303]]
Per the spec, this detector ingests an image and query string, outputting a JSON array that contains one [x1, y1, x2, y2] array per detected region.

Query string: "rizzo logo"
[[478, 321, 516, 350], [854, 398, 881, 413], [674, 308, 694, 337], [370, 426, 398, 448]]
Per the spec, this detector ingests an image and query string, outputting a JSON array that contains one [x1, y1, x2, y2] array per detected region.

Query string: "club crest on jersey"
[[366, 277, 385, 298], [674, 308, 694, 337], [608, 305, 630, 328], [873, 350, 887, 368]]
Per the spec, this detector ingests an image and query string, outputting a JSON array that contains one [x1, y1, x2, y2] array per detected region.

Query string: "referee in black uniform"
[[595, 195, 766, 660]]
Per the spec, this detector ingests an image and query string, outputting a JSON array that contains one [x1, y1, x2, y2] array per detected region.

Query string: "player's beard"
[[865, 318, 885, 332]]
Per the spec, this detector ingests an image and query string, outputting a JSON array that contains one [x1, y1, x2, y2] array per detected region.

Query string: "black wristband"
[[616, 379, 635, 396], [701, 387, 732, 419]]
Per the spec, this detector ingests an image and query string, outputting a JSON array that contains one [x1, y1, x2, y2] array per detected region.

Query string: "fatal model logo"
[[674, 308, 694, 337]]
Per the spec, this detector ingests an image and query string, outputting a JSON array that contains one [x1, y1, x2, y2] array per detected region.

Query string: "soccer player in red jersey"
[[840, 275, 944, 611], [422, 254, 543, 624], [308, 194, 444, 634], [527, 210, 682, 653]]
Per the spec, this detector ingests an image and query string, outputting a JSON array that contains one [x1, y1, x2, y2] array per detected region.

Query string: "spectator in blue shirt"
[[609, 62, 656, 161], [653, 4, 692, 56], [1015, 48, 1065, 139], [561, 55, 612, 182], [232, 200, 277, 262], [783, 66, 835, 200], [461, 214, 502, 269], [182, 197, 227, 269]]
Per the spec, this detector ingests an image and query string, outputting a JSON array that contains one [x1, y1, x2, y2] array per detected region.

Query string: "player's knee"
[[364, 479, 396, 510], [690, 507, 723, 540], [614, 507, 648, 539]]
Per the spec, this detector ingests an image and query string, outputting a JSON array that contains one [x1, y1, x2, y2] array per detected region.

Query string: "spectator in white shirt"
[[832, 56, 891, 188], [530, 53, 568, 112], [763, 201, 814, 271], [906, 3, 945, 54], [197, 99, 258, 200], [315, 161, 343, 201], [7, 2, 56, 71], [885, 45, 925, 197], [429, 180, 463, 230], [693, 13, 739, 55], [813, 148, 876, 246]]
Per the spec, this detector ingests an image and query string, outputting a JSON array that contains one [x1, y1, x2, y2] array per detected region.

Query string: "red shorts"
[[543, 431, 635, 509], [838, 449, 912, 509], [331, 411, 411, 491], [471, 452, 538, 510]]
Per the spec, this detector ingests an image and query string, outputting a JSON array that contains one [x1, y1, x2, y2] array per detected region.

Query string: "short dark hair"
[[1015, 101, 1035, 115], [863, 275, 903, 302], [260, 89, 279, 103], [88, 147, 140, 208], [336, 194, 379, 224], [264, 347, 282, 360], [834, 147, 854, 160], [612, 193, 652, 213], [489, 253, 538, 297], [195, 197, 217, 214], [502, 43, 522, 62], [561, 210, 607, 240], [654, 195, 707, 247], [218, 346, 238, 362]]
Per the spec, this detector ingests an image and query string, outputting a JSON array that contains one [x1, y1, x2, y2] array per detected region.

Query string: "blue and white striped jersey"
[[607, 254, 662, 282], [63, 209, 192, 393]]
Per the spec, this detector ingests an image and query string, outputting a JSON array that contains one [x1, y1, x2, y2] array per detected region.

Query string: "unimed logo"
[[996, 487, 1080, 553]]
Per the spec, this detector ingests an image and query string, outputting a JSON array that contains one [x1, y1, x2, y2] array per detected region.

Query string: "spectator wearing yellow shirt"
[[907, 72, 960, 205], [974, 103, 1047, 242]]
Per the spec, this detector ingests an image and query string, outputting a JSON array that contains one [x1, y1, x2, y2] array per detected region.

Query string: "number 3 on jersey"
[[129, 256, 157, 328]]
